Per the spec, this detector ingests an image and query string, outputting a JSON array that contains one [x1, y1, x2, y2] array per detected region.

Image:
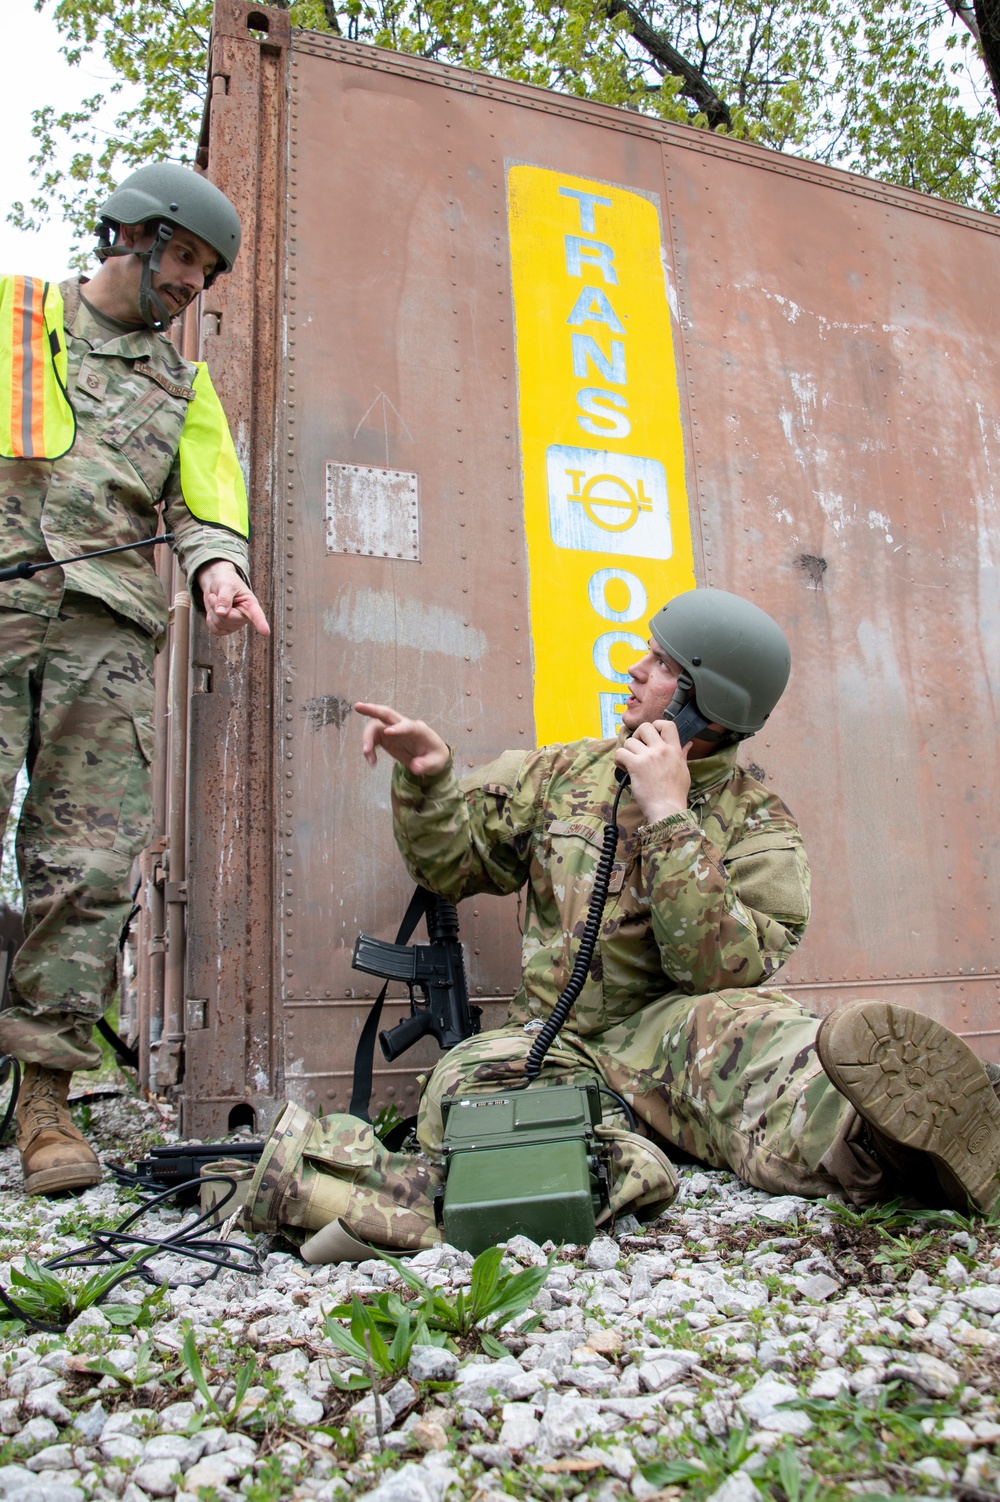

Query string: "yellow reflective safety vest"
[[180, 363, 249, 538], [0, 276, 76, 460], [0, 274, 249, 538]]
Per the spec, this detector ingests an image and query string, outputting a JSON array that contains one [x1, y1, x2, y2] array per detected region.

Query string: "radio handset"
[[615, 670, 714, 785], [664, 670, 713, 745]]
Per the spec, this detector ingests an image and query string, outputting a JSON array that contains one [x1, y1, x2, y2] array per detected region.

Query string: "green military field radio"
[[438, 1081, 610, 1254]]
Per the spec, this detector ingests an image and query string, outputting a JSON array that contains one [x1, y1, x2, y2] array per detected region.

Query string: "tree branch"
[[974, 0, 1000, 114], [945, 0, 982, 43], [604, 0, 732, 128]]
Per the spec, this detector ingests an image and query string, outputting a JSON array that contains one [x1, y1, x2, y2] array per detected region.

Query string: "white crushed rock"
[[1, 1088, 1000, 1498]]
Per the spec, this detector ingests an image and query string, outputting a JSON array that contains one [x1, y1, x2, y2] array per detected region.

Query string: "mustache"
[[157, 283, 195, 309]]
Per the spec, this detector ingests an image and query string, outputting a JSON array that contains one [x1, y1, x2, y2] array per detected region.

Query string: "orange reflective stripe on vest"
[[0, 275, 76, 460]]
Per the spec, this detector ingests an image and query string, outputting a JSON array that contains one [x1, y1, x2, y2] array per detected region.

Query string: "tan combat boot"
[[15, 1063, 102, 1197], [817, 1000, 1000, 1214]]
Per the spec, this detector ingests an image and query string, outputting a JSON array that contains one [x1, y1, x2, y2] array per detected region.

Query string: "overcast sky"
[[0, 0, 137, 281]]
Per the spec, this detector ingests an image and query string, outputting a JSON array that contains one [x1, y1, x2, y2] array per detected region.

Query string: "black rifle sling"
[[349, 885, 433, 1123], [96, 1016, 140, 1071]]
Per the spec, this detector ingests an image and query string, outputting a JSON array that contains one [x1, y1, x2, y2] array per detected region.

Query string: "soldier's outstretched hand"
[[355, 703, 451, 776]]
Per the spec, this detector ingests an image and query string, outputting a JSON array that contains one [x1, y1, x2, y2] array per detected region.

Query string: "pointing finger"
[[354, 703, 402, 726]]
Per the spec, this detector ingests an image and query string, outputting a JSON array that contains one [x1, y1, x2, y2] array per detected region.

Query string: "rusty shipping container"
[[134, 0, 1000, 1136]]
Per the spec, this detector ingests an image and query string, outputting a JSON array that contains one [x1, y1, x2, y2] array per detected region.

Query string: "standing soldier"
[[0, 163, 269, 1196]]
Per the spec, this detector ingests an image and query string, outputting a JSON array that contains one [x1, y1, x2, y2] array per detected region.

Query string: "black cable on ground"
[[0, 1173, 262, 1331], [0, 1282, 65, 1334], [50, 1176, 260, 1287], [67, 1089, 126, 1108]]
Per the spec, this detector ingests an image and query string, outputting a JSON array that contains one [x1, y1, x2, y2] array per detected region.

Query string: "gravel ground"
[[2, 1084, 1000, 1502]]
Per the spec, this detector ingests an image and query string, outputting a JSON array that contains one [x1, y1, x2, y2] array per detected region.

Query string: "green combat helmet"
[[649, 588, 791, 737], [95, 163, 241, 332]]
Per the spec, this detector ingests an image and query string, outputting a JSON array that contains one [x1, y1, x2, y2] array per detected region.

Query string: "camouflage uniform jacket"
[[0, 277, 250, 647], [392, 735, 811, 1036]]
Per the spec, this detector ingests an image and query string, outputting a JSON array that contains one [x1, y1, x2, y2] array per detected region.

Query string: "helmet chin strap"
[[136, 223, 175, 331], [94, 221, 175, 331]]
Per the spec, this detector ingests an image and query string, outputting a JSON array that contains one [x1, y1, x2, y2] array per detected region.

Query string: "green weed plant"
[[179, 1326, 260, 1426], [4, 1254, 146, 1327], [323, 1298, 446, 1391], [84, 1340, 162, 1388], [371, 1104, 405, 1143], [323, 1244, 551, 1388]]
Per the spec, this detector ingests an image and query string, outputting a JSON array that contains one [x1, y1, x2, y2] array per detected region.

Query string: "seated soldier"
[[354, 587, 1000, 1225]]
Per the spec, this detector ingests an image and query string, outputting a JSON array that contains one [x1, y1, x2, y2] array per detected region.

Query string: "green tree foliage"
[[12, 0, 213, 251], [12, 0, 1000, 260]]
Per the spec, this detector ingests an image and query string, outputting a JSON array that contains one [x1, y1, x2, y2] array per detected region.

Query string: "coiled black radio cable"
[[523, 774, 629, 1080]]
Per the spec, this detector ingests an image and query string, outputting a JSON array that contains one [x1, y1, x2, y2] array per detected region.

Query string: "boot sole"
[[22, 1162, 103, 1197], [817, 1000, 1000, 1214]]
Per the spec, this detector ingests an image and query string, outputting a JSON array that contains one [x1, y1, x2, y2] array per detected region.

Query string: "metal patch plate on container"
[[325, 462, 420, 560]]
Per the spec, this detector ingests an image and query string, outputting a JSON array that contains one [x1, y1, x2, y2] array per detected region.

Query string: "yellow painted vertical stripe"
[[507, 167, 696, 745]]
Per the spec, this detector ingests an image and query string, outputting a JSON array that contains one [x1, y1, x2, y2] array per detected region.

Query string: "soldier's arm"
[[640, 806, 810, 993], [161, 455, 256, 616], [391, 747, 546, 903]]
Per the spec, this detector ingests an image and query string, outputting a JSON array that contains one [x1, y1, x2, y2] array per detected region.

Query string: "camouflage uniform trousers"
[[0, 592, 156, 1072], [243, 1092, 676, 1254], [241, 988, 881, 1256], [419, 987, 883, 1208], [244, 1102, 443, 1252]]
